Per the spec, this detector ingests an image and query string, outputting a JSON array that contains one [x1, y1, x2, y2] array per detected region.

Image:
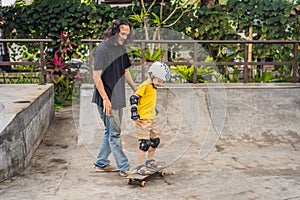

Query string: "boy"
[[129, 61, 171, 175]]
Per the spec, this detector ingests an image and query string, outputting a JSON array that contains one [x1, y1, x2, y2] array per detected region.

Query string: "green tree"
[[226, 0, 296, 40], [226, 0, 298, 81], [2, 0, 135, 63], [129, 0, 202, 60], [186, 4, 238, 57], [226, 0, 296, 56]]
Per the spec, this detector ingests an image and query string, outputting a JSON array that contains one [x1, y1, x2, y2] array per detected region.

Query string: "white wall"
[[2, 0, 33, 6], [2, 0, 15, 6]]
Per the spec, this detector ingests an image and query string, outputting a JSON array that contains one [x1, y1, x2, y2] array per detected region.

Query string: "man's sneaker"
[[119, 168, 134, 177], [145, 159, 162, 171], [135, 164, 152, 176], [94, 163, 118, 172]]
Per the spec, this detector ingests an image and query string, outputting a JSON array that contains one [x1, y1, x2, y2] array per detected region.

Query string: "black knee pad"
[[150, 137, 160, 148], [139, 139, 151, 151]]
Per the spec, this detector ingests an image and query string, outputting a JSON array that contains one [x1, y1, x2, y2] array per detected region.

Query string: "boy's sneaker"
[[145, 159, 162, 171], [94, 163, 118, 172], [135, 164, 152, 176]]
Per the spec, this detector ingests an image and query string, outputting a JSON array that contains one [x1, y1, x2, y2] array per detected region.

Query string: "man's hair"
[[103, 19, 132, 44]]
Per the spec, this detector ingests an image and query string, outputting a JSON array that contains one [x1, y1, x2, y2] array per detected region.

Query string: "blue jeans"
[[95, 106, 130, 173]]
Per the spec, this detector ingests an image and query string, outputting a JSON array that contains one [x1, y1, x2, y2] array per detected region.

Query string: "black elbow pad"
[[130, 95, 139, 105]]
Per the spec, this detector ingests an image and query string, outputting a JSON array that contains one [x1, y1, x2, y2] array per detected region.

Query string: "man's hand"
[[103, 98, 112, 116], [93, 70, 111, 115]]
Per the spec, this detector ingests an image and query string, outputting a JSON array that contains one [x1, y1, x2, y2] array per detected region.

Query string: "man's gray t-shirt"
[[92, 41, 131, 109]]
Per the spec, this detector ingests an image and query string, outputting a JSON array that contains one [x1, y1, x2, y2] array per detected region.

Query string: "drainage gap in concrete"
[[13, 101, 31, 103]]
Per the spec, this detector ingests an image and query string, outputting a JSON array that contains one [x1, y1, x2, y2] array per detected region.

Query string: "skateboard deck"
[[127, 162, 167, 187]]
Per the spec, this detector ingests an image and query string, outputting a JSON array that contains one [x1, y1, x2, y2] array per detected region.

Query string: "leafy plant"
[[52, 75, 73, 109], [226, 0, 295, 40], [2, 0, 133, 57], [173, 64, 218, 83], [226, 0, 297, 76], [252, 71, 274, 83], [0, 70, 40, 84], [222, 66, 240, 83], [129, 46, 163, 62], [129, 0, 202, 60], [260, 71, 274, 83], [46, 32, 81, 108], [272, 65, 293, 82]]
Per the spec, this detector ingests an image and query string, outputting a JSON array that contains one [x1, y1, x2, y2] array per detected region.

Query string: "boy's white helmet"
[[148, 61, 171, 82]]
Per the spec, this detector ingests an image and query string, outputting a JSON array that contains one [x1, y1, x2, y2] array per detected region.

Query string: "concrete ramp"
[[219, 84, 300, 147], [78, 84, 215, 166], [0, 83, 299, 199], [77, 83, 300, 166]]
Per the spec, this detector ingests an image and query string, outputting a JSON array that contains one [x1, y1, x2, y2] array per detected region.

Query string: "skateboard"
[[126, 163, 167, 187]]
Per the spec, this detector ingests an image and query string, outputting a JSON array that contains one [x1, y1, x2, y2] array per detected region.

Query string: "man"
[[92, 19, 136, 177]]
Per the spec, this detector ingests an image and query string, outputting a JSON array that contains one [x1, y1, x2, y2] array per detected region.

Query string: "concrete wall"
[[0, 84, 54, 182], [78, 83, 300, 162], [218, 84, 300, 147]]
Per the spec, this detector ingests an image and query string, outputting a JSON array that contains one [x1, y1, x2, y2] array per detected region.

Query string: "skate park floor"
[[0, 106, 299, 200]]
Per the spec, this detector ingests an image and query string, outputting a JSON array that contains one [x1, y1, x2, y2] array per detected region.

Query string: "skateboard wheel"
[[140, 181, 146, 187], [160, 170, 166, 177], [127, 179, 132, 185]]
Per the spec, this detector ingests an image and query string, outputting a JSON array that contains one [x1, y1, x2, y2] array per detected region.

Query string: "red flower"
[[53, 52, 64, 68], [60, 33, 68, 41]]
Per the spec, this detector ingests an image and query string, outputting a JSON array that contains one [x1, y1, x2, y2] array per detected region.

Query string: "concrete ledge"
[[0, 84, 54, 182]]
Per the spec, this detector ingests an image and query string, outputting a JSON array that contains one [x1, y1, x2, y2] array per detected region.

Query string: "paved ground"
[[0, 106, 299, 200]]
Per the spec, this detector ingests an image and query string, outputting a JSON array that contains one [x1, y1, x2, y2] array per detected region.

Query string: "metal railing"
[[1, 39, 299, 84], [0, 39, 52, 84], [82, 39, 299, 83]]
